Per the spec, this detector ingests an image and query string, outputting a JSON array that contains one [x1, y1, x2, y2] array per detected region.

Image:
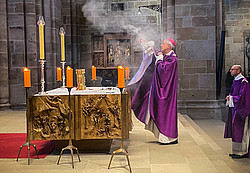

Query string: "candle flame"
[[23, 67, 29, 72]]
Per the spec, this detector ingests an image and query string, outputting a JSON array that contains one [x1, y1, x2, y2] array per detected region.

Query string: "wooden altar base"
[[54, 139, 113, 153]]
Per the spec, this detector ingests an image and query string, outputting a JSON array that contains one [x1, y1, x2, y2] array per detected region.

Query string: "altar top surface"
[[35, 87, 121, 96]]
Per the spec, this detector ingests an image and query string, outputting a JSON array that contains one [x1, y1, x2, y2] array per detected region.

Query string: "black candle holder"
[[108, 87, 132, 172], [17, 87, 39, 165], [57, 87, 81, 168]]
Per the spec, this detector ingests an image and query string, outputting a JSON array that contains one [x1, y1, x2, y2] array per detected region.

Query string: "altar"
[[27, 87, 131, 145]]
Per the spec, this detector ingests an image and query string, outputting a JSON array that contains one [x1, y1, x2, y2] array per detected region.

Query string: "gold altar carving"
[[28, 96, 72, 140], [28, 90, 131, 141], [76, 94, 121, 139]]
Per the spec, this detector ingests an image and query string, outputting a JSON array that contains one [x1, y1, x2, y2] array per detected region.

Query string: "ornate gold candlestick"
[[76, 69, 86, 90], [17, 87, 39, 165], [108, 87, 132, 172], [57, 87, 81, 168]]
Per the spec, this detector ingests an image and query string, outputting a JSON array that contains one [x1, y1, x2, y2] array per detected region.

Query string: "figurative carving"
[[80, 95, 121, 138], [30, 96, 70, 140]]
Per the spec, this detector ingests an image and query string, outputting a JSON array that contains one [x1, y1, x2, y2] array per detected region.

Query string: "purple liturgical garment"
[[224, 77, 250, 157], [128, 51, 178, 139]]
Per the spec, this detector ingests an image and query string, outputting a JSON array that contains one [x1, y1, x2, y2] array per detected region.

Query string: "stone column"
[[162, 0, 175, 39], [43, 0, 61, 90], [0, 0, 10, 110], [167, 0, 175, 39]]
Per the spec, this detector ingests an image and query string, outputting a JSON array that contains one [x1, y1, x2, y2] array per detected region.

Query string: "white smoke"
[[81, 0, 163, 47]]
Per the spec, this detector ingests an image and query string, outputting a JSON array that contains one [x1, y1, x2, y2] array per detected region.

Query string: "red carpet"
[[0, 133, 55, 158]]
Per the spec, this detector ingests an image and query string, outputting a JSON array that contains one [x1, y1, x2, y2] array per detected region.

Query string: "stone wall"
[[224, 0, 250, 76], [6, 0, 61, 108], [175, 0, 219, 119], [0, 0, 10, 110], [7, 0, 26, 108]]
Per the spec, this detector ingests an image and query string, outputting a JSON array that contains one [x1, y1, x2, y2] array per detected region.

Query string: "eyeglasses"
[[230, 69, 239, 71]]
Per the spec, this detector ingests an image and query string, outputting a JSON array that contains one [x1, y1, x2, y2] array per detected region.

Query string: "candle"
[[37, 16, 45, 60], [92, 65, 96, 80], [57, 67, 62, 81], [23, 67, 31, 88], [125, 67, 129, 79], [118, 66, 125, 88], [66, 66, 73, 88], [59, 27, 65, 61]]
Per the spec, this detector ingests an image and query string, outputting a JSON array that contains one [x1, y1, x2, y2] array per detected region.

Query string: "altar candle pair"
[[66, 66, 73, 88], [92, 66, 96, 80], [118, 66, 125, 88], [23, 67, 31, 88], [57, 67, 62, 81]]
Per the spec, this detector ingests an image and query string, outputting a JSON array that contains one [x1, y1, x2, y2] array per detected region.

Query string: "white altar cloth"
[[35, 87, 120, 96]]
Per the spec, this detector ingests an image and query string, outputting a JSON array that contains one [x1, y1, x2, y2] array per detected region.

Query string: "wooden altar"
[[27, 87, 131, 142]]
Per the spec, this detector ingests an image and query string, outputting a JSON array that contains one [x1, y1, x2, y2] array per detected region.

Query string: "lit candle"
[[23, 67, 31, 88], [59, 27, 65, 61], [92, 65, 96, 80], [66, 66, 73, 88], [125, 67, 129, 79], [118, 66, 125, 88], [57, 67, 62, 81], [37, 16, 45, 60]]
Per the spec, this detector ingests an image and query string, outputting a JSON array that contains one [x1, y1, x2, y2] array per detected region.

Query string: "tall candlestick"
[[59, 27, 65, 61], [118, 66, 125, 88], [125, 67, 129, 79], [37, 16, 46, 94], [66, 66, 73, 88], [57, 67, 62, 81], [37, 16, 45, 60], [92, 65, 96, 80], [23, 67, 31, 88]]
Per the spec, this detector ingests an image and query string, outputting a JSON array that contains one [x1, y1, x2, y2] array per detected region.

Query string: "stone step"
[[179, 114, 248, 173]]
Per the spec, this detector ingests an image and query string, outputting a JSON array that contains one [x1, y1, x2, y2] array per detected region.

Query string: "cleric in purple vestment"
[[127, 38, 178, 144], [224, 65, 250, 158]]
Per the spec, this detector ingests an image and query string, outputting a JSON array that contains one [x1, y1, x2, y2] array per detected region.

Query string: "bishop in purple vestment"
[[224, 65, 250, 158], [127, 38, 178, 144]]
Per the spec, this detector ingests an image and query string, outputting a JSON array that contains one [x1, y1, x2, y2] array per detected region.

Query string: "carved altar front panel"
[[75, 94, 122, 139], [28, 89, 131, 141], [28, 95, 72, 140]]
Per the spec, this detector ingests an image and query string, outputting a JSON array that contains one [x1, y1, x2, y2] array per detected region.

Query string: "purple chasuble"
[[128, 51, 178, 138], [224, 77, 250, 157]]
